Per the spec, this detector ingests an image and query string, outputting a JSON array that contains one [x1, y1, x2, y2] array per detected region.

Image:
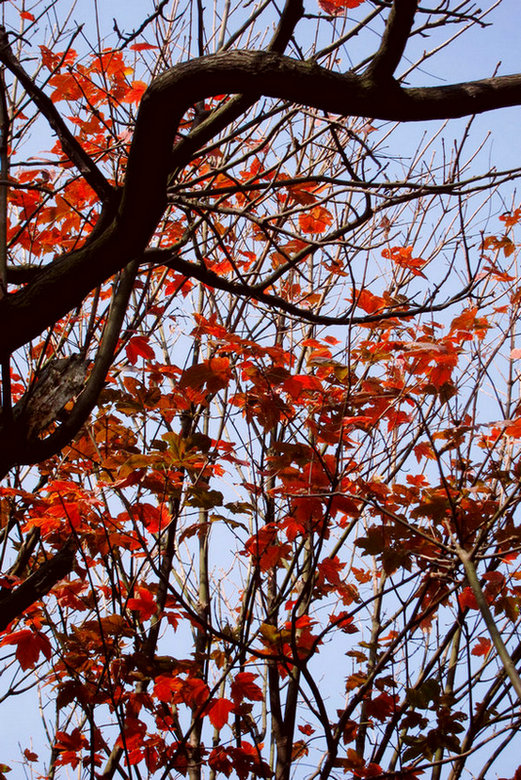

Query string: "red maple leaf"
[[231, 672, 264, 704], [125, 335, 155, 365], [318, 0, 366, 15], [127, 587, 156, 621], [153, 675, 178, 703], [0, 628, 52, 670], [208, 697, 235, 730], [472, 637, 492, 657], [458, 587, 479, 611]]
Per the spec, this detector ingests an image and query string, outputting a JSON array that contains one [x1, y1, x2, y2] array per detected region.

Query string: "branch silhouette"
[[0, 50, 520, 358]]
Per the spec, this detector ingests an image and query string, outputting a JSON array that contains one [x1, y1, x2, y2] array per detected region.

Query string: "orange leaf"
[[299, 205, 333, 234], [130, 43, 158, 51], [414, 441, 435, 462], [506, 418, 521, 438], [0, 628, 52, 670], [500, 208, 521, 228], [49, 72, 83, 102], [123, 80, 148, 104], [286, 182, 317, 205], [180, 357, 232, 395], [472, 637, 492, 657], [449, 307, 478, 334], [354, 288, 385, 314], [318, 0, 366, 14], [292, 740, 309, 759], [382, 245, 426, 277], [483, 234, 516, 257], [208, 697, 235, 730]]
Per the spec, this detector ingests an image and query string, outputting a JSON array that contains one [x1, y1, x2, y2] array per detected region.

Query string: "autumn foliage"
[[1, 1, 521, 779]]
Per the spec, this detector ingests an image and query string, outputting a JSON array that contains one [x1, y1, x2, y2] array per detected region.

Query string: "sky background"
[[2, 0, 521, 776]]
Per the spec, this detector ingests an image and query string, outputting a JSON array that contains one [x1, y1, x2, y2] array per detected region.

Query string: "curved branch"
[[0, 260, 138, 475], [1, 50, 520, 358], [153, 246, 476, 326], [168, 0, 303, 175]]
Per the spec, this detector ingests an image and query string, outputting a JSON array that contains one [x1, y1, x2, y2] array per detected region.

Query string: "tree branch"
[[268, 0, 303, 53], [0, 27, 114, 204], [0, 260, 138, 474], [456, 544, 521, 705], [1, 50, 520, 358], [0, 542, 75, 632], [365, 0, 419, 82]]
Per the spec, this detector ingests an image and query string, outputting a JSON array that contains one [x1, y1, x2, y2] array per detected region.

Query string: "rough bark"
[[0, 543, 75, 632]]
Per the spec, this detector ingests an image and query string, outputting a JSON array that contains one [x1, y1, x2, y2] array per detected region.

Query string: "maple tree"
[[1, 0, 521, 778]]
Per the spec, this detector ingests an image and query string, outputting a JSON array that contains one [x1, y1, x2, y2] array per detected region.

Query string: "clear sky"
[[2, 1, 521, 777]]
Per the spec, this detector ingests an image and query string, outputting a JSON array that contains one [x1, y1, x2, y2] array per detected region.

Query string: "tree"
[[1, 0, 521, 777]]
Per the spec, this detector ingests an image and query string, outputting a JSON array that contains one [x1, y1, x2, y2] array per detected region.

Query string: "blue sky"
[[2, 1, 521, 777]]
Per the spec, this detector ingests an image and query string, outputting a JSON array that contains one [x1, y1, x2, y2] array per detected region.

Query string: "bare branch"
[[0, 27, 114, 204]]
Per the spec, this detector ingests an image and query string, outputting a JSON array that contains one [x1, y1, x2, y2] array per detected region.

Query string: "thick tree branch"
[[0, 260, 138, 475], [5, 263, 39, 284], [0, 542, 75, 632], [268, 0, 303, 53], [0, 64, 9, 426], [366, 0, 418, 82], [1, 50, 520, 359], [168, 0, 303, 183]]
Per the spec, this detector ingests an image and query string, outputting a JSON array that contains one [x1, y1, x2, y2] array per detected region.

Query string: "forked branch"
[[0, 50, 520, 358], [365, 0, 419, 82]]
